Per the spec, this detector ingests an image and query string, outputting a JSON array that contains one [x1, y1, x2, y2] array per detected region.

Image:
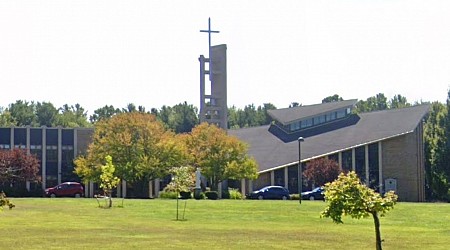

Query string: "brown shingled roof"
[[229, 104, 430, 173]]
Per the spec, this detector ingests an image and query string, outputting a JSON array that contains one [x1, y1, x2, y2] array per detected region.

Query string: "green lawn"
[[1, 198, 449, 249]]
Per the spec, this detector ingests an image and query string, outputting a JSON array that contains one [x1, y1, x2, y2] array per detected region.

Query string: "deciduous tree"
[[322, 94, 344, 103], [90, 105, 121, 123], [75, 112, 187, 187], [303, 158, 340, 187], [321, 171, 398, 250], [185, 123, 258, 191], [99, 155, 120, 208], [7, 100, 37, 126], [0, 149, 40, 186]]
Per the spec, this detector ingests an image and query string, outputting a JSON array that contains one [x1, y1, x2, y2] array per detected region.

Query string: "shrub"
[[222, 190, 230, 199], [290, 194, 300, 200], [159, 191, 178, 199], [205, 191, 218, 200], [0, 191, 15, 210], [228, 189, 243, 200], [179, 191, 192, 199], [195, 192, 206, 199]]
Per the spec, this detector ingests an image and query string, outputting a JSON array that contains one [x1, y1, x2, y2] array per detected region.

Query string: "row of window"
[[268, 143, 380, 193], [288, 108, 351, 132]]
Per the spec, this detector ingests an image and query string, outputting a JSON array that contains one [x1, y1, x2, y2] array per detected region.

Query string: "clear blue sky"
[[1, 0, 450, 115]]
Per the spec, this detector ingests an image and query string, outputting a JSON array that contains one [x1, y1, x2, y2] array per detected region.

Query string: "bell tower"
[[199, 18, 227, 129]]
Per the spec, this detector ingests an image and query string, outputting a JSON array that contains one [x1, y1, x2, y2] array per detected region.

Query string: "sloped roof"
[[267, 99, 358, 125], [229, 104, 430, 173]]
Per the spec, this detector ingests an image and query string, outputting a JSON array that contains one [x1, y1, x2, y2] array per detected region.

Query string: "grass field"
[[1, 198, 449, 249]]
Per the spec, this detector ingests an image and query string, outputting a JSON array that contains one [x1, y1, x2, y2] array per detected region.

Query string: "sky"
[[1, 0, 450, 115]]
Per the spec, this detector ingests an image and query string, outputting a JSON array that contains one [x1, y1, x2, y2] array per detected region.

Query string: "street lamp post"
[[298, 137, 304, 204]]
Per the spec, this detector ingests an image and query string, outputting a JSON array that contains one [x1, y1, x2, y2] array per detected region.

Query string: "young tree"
[[321, 172, 398, 250], [185, 123, 258, 191], [99, 155, 120, 208], [303, 158, 340, 187], [0, 149, 40, 186], [164, 166, 195, 193], [0, 191, 15, 211]]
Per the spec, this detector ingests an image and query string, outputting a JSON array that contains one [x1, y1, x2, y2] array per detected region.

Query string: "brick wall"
[[382, 127, 424, 202]]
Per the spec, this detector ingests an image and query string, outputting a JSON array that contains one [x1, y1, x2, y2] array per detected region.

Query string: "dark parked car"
[[301, 187, 325, 200], [246, 186, 291, 200], [45, 182, 84, 198]]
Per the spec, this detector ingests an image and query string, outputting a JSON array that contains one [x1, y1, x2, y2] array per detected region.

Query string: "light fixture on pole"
[[298, 137, 304, 204]]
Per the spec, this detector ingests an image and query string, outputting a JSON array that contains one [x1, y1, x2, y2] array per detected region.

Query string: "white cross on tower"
[[200, 18, 220, 79]]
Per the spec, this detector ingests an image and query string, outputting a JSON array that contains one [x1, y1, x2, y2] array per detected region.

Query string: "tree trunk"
[[372, 212, 382, 250]]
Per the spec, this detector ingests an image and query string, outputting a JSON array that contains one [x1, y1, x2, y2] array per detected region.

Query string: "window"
[[341, 150, 352, 172], [315, 115, 326, 124], [368, 143, 380, 192], [326, 112, 336, 121], [301, 119, 312, 128], [336, 109, 346, 119], [355, 146, 366, 181], [289, 121, 300, 131]]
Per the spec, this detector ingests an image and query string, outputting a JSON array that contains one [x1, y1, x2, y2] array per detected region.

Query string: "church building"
[[229, 100, 429, 202]]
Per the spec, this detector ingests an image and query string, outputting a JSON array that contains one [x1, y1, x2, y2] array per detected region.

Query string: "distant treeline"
[[1, 92, 450, 201]]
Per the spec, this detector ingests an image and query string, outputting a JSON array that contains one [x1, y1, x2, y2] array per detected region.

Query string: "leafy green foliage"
[[89, 105, 122, 123], [205, 191, 218, 200], [322, 171, 397, 223], [0, 191, 15, 210], [185, 123, 258, 191], [227, 103, 276, 129], [228, 188, 243, 200], [164, 166, 195, 193], [158, 191, 179, 199], [424, 101, 450, 200], [322, 94, 344, 103], [98, 155, 120, 208], [155, 102, 199, 133], [75, 112, 188, 186], [321, 171, 398, 250]]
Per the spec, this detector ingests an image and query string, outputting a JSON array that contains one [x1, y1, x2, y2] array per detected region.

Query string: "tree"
[[184, 122, 258, 191], [389, 94, 410, 109], [0, 191, 15, 211], [56, 104, 90, 127], [0, 149, 40, 186], [164, 166, 195, 193], [321, 172, 398, 250], [355, 93, 388, 113], [423, 101, 449, 200], [90, 105, 121, 123], [166, 102, 199, 133], [99, 155, 120, 208], [35, 102, 58, 127], [0, 108, 16, 127], [303, 158, 341, 187], [75, 112, 187, 188], [289, 102, 300, 108], [322, 94, 344, 103], [7, 100, 37, 126], [227, 103, 276, 129]]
